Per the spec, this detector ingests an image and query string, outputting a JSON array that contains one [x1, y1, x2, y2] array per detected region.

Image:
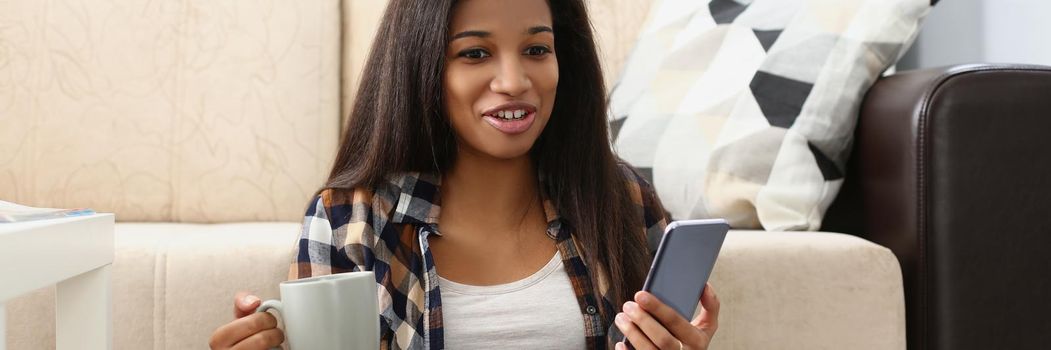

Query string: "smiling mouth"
[[480, 102, 539, 135], [483, 108, 531, 120], [482, 110, 536, 135]]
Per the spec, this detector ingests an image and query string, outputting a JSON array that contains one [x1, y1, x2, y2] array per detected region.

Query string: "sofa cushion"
[[609, 0, 931, 230], [6, 226, 904, 349], [0, 0, 342, 222]]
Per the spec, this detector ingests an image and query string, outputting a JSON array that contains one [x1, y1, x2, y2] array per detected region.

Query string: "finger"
[[634, 292, 704, 348], [230, 327, 285, 350], [211, 311, 279, 348], [614, 311, 658, 350], [691, 283, 720, 337], [623, 301, 679, 350], [234, 292, 262, 319]]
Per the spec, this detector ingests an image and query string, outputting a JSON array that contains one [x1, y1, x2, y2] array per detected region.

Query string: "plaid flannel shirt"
[[289, 164, 668, 350]]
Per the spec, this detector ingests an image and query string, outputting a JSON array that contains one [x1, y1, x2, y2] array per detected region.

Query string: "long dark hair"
[[325, 0, 649, 311]]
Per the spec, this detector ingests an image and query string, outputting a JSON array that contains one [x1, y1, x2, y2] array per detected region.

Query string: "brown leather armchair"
[[825, 64, 1051, 350]]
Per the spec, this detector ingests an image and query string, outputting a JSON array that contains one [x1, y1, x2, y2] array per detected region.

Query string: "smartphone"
[[612, 218, 730, 347]]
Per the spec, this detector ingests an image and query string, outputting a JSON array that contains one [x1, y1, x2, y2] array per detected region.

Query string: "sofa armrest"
[[825, 64, 1051, 350], [710, 231, 905, 350]]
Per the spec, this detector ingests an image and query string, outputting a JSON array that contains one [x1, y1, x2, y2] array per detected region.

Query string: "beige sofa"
[[1, 1, 905, 349]]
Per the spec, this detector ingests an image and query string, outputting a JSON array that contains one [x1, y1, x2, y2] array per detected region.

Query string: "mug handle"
[[256, 300, 284, 350]]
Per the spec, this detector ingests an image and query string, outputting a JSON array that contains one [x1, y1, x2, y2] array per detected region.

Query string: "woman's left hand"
[[614, 283, 720, 350]]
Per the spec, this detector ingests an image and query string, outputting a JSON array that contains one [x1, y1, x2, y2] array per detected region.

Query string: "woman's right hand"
[[209, 291, 285, 350]]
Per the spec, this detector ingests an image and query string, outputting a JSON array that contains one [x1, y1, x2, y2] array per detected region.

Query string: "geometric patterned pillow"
[[610, 0, 932, 230]]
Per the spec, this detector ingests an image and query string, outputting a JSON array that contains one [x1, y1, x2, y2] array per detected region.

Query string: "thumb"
[[233, 291, 261, 319]]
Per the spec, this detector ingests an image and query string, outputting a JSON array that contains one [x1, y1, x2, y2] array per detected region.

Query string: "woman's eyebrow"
[[527, 25, 553, 35], [451, 30, 489, 41], [450, 25, 554, 41]]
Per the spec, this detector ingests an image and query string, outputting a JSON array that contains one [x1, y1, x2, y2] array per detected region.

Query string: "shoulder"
[[308, 175, 408, 226], [616, 162, 650, 203], [308, 185, 392, 229], [616, 163, 665, 217], [293, 186, 389, 279], [311, 187, 370, 221], [616, 162, 670, 249]]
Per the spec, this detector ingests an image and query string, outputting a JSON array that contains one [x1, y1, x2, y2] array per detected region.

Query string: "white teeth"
[[490, 109, 528, 120]]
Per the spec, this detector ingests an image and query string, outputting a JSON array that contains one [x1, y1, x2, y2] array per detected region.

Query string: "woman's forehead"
[[448, 0, 553, 34]]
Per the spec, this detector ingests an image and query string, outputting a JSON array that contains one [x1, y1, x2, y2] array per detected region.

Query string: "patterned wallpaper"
[[0, 0, 341, 222]]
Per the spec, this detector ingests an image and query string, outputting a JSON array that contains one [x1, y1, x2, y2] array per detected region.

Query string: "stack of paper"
[[0, 200, 95, 223]]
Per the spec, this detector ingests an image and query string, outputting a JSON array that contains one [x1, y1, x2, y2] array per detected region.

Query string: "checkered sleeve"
[[288, 189, 367, 280]]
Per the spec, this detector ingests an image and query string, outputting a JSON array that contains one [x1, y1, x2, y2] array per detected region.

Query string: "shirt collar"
[[388, 171, 562, 233]]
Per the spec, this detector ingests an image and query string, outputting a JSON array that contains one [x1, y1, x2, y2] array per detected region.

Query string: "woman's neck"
[[441, 149, 541, 233]]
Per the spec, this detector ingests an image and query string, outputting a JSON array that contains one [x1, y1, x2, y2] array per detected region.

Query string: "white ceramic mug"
[[256, 271, 379, 350]]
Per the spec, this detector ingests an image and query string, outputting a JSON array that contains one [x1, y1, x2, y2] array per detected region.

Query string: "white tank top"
[[438, 251, 587, 349]]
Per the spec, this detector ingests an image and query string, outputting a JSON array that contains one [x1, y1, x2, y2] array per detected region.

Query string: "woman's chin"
[[470, 139, 538, 161], [481, 146, 534, 160], [457, 124, 546, 161]]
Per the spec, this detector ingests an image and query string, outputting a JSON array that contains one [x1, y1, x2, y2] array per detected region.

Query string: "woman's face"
[[443, 0, 558, 161]]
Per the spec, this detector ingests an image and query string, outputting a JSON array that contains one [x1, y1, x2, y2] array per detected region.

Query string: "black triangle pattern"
[[709, 0, 750, 24], [753, 29, 783, 52], [749, 71, 814, 129], [610, 118, 627, 140], [808, 142, 844, 180]]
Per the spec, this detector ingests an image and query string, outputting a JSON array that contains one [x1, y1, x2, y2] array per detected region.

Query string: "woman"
[[209, 0, 719, 349]]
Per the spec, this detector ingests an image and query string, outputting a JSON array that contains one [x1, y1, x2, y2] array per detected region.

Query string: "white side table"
[[0, 214, 114, 350]]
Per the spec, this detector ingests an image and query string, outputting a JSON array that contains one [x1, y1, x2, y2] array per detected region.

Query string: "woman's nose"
[[490, 58, 532, 97]]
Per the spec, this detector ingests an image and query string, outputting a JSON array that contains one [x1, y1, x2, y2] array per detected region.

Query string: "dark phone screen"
[[613, 219, 729, 348]]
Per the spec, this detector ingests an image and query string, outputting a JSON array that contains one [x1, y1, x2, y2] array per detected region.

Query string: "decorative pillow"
[[609, 0, 932, 230]]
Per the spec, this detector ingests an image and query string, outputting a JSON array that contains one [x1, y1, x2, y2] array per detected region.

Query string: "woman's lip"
[[481, 102, 538, 116], [483, 111, 536, 135]]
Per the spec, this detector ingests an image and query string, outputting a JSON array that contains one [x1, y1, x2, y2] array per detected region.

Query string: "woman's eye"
[[525, 46, 551, 56], [458, 49, 491, 60]]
